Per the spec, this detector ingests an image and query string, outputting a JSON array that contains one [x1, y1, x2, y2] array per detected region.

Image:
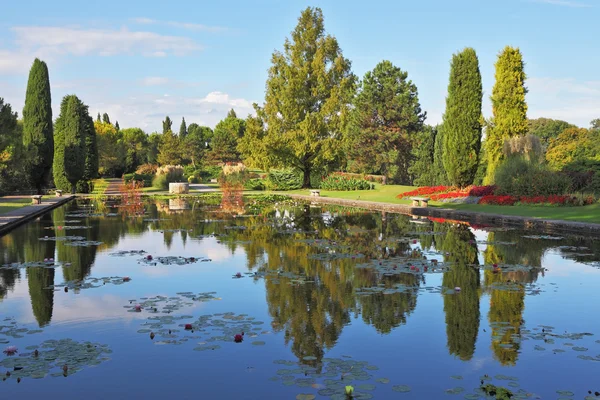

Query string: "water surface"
[[1, 197, 600, 399]]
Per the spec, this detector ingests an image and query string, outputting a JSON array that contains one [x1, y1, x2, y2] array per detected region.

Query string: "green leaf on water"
[[572, 346, 588, 351], [392, 385, 411, 393], [295, 395, 315, 400], [445, 387, 465, 395], [251, 341, 266, 346], [376, 378, 390, 384], [556, 390, 574, 396], [450, 375, 463, 380], [358, 384, 376, 391]]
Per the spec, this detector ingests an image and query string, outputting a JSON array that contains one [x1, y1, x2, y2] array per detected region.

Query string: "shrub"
[[124, 173, 152, 187], [468, 185, 496, 196], [187, 175, 199, 184], [135, 163, 158, 175], [503, 134, 544, 163], [320, 174, 372, 191], [218, 163, 249, 189], [495, 156, 571, 197], [335, 172, 386, 184], [153, 165, 184, 190], [76, 180, 94, 194], [266, 169, 302, 191], [244, 178, 266, 191]]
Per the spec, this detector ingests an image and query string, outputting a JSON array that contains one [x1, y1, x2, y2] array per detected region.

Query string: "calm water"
[[1, 197, 600, 399]]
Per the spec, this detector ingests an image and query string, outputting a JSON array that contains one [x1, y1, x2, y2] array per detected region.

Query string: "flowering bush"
[[320, 174, 372, 191], [153, 165, 185, 190], [468, 185, 496, 196], [478, 194, 595, 206], [430, 192, 469, 201], [398, 186, 455, 198], [135, 163, 158, 175], [479, 195, 518, 206]]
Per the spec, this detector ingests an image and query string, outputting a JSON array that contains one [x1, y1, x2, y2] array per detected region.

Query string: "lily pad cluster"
[[109, 250, 147, 257], [0, 318, 43, 343], [124, 292, 220, 314], [138, 256, 211, 266], [0, 260, 69, 271], [44, 225, 90, 231], [38, 235, 103, 247], [0, 339, 111, 381], [46, 276, 131, 291], [270, 357, 403, 399]]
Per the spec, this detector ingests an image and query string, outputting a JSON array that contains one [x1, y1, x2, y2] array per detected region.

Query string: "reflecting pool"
[[1, 196, 600, 399]]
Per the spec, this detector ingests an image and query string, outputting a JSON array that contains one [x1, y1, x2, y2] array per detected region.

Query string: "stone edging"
[[288, 194, 600, 236], [0, 196, 75, 237]]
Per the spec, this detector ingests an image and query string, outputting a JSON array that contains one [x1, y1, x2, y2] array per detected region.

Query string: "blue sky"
[[0, 0, 598, 132]]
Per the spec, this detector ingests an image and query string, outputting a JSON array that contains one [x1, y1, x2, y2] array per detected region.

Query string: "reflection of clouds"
[[204, 245, 234, 262], [542, 252, 600, 277], [467, 356, 493, 372]]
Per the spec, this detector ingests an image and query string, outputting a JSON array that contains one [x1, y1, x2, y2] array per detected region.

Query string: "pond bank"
[[288, 194, 600, 236], [0, 195, 75, 237]]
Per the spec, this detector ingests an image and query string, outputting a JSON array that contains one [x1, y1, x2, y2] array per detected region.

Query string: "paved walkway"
[[0, 195, 74, 236], [104, 178, 123, 195]]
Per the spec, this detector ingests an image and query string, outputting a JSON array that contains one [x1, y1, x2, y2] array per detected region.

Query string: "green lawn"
[[282, 184, 600, 224], [91, 179, 109, 195], [0, 197, 36, 215]]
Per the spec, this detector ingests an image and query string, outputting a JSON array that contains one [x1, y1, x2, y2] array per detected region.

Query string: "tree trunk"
[[71, 183, 76, 194], [302, 167, 311, 188]]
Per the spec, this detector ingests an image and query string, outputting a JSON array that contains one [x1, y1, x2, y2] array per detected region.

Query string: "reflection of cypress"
[[485, 269, 525, 366], [0, 270, 20, 300], [53, 204, 98, 282], [24, 212, 56, 327], [27, 268, 55, 327], [440, 224, 480, 361]]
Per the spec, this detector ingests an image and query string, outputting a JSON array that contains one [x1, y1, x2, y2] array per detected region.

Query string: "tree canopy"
[[345, 60, 425, 184], [527, 118, 575, 145], [239, 7, 356, 187]]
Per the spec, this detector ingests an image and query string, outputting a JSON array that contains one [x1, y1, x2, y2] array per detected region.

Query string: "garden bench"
[[31, 195, 43, 205], [410, 196, 429, 207], [310, 190, 321, 197], [55, 190, 63, 197], [210, 179, 218, 183]]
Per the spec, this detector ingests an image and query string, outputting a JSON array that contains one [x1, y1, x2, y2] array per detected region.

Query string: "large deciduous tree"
[[95, 121, 125, 177], [485, 46, 528, 184], [441, 48, 483, 187], [527, 118, 575, 145], [345, 60, 425, 184], [23, 58, 53, 193], [239, 7, 356, 187], [53, 95, 88, 193]]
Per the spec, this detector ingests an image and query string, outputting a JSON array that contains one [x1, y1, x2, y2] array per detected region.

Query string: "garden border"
[[0, 195, 75, 237], [288, 194, 600, 236]]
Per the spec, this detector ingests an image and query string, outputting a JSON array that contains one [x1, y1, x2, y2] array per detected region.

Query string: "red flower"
[[234, 334, 244, 343], [185, 324, 193, 330], [146, 255, 153, 261]]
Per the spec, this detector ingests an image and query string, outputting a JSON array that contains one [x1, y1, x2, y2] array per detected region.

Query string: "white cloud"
[[132, 17, 227, 33], [11, 26, 201, 57], [531, 0, 592, 7], [527, 77, 600, 127], [0, 50, 39, 74], [195, 91, 253, 109]]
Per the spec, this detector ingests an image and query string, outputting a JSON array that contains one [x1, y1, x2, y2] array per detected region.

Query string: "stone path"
[[0, 195, 74, 236], [104, 178, 123, 195]]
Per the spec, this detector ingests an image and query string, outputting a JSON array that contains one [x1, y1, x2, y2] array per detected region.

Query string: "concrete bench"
[[410, 196, 429, 207], [310, 190, 321, 197], [31, 195, 43, 205], [55, 190, 63, 197], [210, 179, 218, 183]]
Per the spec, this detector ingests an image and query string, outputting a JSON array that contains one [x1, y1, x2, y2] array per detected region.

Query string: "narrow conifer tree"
[[179, 117, 187, 138], [442, 48, 483, 187], [485, 46, 528, 184], [23, 58, 53, 193]]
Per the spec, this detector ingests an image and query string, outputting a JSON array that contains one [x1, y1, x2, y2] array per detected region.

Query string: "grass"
[[0, 197, 32, 215], [91, 179, 109, 195], [280, 184, 600, 224]]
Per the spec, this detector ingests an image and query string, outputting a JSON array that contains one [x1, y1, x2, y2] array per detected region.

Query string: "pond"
[[1, 195, 600, 399]]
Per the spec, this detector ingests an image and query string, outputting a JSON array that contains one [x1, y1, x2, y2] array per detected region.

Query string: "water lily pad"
[[376, 378, 389, 384], [303, 356, 317, 361], [392, 385, 411, 393], [572, 346, 588, 351], [556, 390, 574, 396], [251, 341, 266, 346], [445, 387, 465, 395], [358, 384, 376, 391], [295, 395, 315, 400]]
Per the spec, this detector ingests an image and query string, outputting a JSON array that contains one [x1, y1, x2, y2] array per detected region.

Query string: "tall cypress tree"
[[433, 125, 449, 185], [163, 116, 173, 134], [442, 48, 483, 187], [102, 113, 111, 124], [96, 112, 101, 122], [82, 113, 98, 181], [179, 117, 187, 138], [115, 121, 120, 131], [53, 95, 87, 193], [485, 46, 528, 184], [23, 58, 53, 193]]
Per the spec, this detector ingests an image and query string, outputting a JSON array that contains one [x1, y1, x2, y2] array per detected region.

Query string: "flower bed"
[[398, 186, 455, 198]]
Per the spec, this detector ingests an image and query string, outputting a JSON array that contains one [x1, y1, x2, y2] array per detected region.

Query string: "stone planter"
[[169, 183, 189, 194]]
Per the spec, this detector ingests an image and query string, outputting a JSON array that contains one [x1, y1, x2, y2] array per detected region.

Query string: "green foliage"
[[23, 58, 53, 192], [162, 116, 173, 135], [179, 117, 187, 138], [157, 130, 184, 166], [123, 173, 153, 187], [545, 127, 600, 171], [319, 174, 372, 191], [495, 156, 571, 196], [244, 178, 266, 191], [239, 7, 356, 188], [409, 126, 437, 186], [95, 121, 125, 177], [153, 165, 184, 189], [147, 132, 161, 164], [53, 95, 89, 193], [485, 47, 528, 184], [502, 134, 543, 164], [75, 180, 93, 194], [121, 127, 148, 173], [266, 168, 303, 190], [433, 125, 450, 185], [0, 100, 28, 194], [591, 118, 600, 130], [102, 113, 110, 124], [442, 48, 483, 187], [209, 110, 245, 164], [115, 121, 120, 131], [473, 145, 487, 186], [527, 118, 575, 145], [346, 60, 425, 184], [82, 114, 98, 181]]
